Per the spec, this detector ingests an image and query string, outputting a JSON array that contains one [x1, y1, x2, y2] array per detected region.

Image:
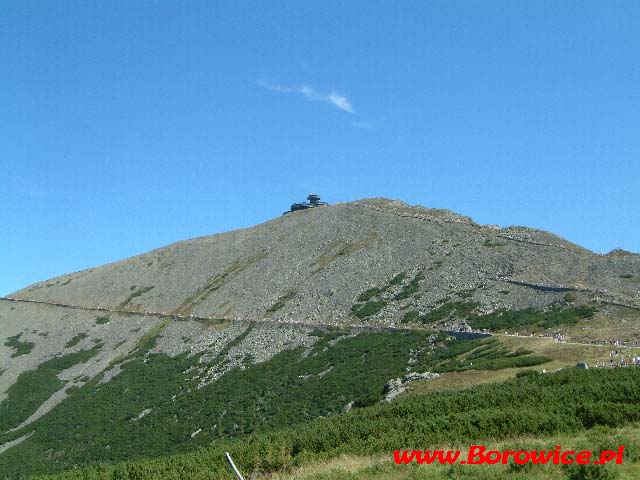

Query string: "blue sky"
[[1, 1, 639, 295]]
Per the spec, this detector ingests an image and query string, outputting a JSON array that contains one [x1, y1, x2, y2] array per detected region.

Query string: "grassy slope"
[[407, 335, 640, 395]]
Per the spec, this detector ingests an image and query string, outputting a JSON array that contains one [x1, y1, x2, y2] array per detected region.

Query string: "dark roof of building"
[[284, 193, 328, 215]]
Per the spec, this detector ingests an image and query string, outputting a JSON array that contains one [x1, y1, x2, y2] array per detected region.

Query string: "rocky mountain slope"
[[10, 198, 640, 326], [2, 197, 639, 477]]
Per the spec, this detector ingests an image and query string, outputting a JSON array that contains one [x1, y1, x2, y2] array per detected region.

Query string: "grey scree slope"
[[11, 198, 639, 325]]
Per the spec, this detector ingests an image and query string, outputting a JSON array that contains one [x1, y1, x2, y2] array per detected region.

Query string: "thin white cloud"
[[327, 92, 354, 113], [259, 80, 355, 114]]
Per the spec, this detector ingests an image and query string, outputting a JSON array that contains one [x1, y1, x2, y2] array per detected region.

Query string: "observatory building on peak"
[[284, 193, 328, 214]]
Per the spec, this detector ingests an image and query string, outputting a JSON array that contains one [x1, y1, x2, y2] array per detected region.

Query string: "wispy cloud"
[[259, 80, 355, 114]]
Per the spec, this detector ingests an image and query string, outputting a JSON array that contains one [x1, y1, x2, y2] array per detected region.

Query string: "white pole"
[[225, 452, 246, 480]]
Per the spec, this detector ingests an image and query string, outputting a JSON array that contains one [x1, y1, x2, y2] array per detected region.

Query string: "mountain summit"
[[11, 198, 639, 326]]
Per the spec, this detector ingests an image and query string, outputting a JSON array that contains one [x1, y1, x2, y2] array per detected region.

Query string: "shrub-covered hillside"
[[32, 368, 640, 480], [0, 326, 551, 478]]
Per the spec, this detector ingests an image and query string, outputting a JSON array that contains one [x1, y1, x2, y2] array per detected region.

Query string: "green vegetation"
[[355, 273, 407, 303], [353, 271, 425, 315], [4, 333, 35, 357], [401, 301, 597, 332], [0, 330, 453, 477], [308, 327, 351, 344], [469, 305, 596, 331], [193, 317, 228, 328], [516, 369, 539, 378], [117, 285, 155, 308], [402, 310, 420, 323], [0, 344, 103, 432], [356, 287, 382, 302], [393, 272, 424, 300], [402, 302, 596, 331], [209, 322, 255, 364], [64, 333, 88, 348], [389, 272, 406, 286], [277, 425, 640, 479], [351, 300, 387, 319], [267, 291, 297, 313], [563, 292, 577, 303], [30, 368, 640, 480], [402, 300, 596, 331], [132, 319, 171, 352], [95, 316, 110, 324], [413, 337, 551, 373]]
